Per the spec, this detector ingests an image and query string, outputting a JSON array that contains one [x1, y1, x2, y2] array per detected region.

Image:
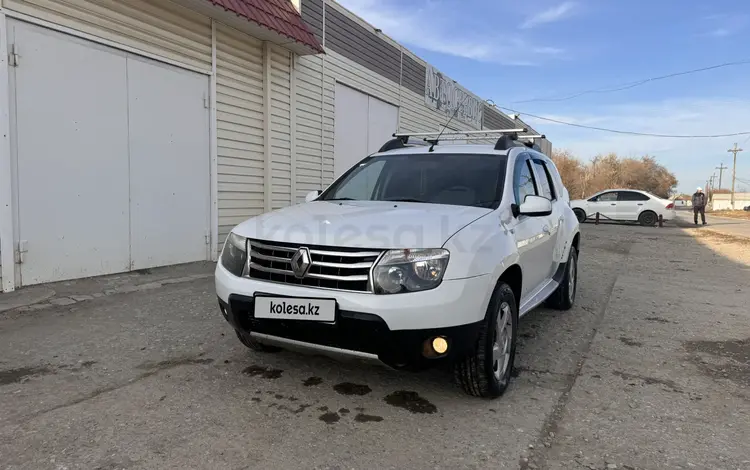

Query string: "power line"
[[488, 102, 750, 138], [511, 60, 750, 104]]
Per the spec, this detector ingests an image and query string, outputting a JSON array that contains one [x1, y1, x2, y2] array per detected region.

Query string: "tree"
[[550, 150, 678, 199], [549, 150, 585, 199]]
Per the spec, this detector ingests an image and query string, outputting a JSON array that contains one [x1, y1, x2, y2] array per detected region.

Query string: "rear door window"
[[532, 160, 556, 200], [596, 192, 618, 202], [618, 191, 650, 201]]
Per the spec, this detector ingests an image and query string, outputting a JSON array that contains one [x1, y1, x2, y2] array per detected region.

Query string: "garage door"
[[8, 21, 210, 286], [334, 83, 398, 178]]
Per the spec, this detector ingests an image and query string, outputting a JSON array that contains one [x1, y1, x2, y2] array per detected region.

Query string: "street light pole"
[[716, 163, 728, 190], [728, 143, 744, 209]]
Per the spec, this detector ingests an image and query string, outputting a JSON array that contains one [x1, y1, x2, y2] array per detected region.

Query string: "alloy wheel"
[[493, 302, 513, 382]]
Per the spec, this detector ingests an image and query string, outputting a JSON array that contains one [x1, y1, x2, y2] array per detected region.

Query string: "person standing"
[[692, 187, 707, 225]]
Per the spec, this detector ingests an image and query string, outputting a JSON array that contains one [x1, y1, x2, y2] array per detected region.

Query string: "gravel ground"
[[0, 223, 748, 470]]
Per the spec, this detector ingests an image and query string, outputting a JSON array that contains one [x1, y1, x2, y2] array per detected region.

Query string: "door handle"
[[637, 203, 644, 206], [610, 203, 616, 206]]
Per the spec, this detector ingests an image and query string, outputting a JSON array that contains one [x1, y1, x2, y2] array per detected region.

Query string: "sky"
[[336, 0, 750, 195]]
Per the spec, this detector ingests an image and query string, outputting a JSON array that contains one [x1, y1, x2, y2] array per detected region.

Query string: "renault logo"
[[290, 247, 312, 278]]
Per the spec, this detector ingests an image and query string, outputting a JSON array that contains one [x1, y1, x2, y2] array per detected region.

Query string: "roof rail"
[[379, 128, 544, 153], [378, 135, 409, 153], [393, 128, 527, 140], [494, 134, 524, 151]]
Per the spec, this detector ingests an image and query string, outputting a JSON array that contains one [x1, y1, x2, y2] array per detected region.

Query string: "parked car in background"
[[744, 205, 750, 211], [570, 189, 676, 226]]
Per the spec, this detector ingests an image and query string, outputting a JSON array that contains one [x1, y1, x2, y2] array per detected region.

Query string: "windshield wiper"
[[385, 198, 426, 203], [470, 200, 499, 208], [325, 197, 356, 201]]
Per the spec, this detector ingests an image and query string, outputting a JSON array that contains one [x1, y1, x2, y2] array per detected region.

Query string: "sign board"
[[424, 65, 484, 128]]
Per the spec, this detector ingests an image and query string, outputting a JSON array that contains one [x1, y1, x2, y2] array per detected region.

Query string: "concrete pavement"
[[0, 225, 748, 470], [676, 209, 750, 239]]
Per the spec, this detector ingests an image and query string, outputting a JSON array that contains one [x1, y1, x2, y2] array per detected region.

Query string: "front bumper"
[[215, 262, 492, 331], [219, 295, 482, 369], [215, 262, 492, 369]]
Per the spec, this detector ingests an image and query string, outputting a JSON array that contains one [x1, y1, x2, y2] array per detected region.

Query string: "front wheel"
[[454, 283, 518, 398]]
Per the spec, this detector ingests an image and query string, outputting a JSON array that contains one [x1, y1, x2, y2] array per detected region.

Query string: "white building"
[[711, 193, 750, 211], [0, 0, 551, 292]]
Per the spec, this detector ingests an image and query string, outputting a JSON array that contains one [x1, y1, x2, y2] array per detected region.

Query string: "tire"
[[573, 208, 586, 223], [638, 211, 657, 226], [546, 247, 578, 310], [454, 283, 518, 399], [235, 329, 282, 353]]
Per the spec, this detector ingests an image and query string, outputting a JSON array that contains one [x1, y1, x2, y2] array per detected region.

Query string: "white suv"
[[215, 133, 581, 398]]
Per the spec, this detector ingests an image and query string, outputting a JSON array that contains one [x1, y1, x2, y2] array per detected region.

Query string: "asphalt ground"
[[1, 223, 748, 470]]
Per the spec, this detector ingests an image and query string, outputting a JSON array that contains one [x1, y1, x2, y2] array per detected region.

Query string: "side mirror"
[[518, 195, 552, 217], [305, 190, 321, 203]]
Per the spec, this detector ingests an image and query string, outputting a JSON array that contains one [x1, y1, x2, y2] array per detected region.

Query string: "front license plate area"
[[253, 295, 336, 322]]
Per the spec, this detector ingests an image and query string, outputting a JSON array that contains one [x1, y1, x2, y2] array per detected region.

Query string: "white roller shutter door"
[[334, 83, 398, 179], [9, 20, 210, 286]]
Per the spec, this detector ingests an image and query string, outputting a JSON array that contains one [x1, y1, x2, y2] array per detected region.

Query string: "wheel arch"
[[554, 210, 581, 263], [495, 264, 522, 310], [571, 231, 580, 253]]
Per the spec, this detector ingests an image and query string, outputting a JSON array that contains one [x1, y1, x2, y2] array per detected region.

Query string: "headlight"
[[372, 249, 449, 294], [220, 232, 247, 276]]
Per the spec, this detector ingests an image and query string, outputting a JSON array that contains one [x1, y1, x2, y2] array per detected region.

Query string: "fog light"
[[432, 337, 448, 354]]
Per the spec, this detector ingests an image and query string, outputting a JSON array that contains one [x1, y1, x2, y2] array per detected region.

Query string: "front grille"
[[246, 239, 382, 292]]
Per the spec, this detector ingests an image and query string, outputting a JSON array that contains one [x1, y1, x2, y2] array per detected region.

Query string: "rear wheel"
[[454, 283, 518, 398], [573, 208, 586, 223], [546, 248, 578, 310], [638, 210, 657, 226], [235, 329, 282, 353]]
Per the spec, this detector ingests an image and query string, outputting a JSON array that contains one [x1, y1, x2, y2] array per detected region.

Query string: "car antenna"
[[429, 94, 469, 152]]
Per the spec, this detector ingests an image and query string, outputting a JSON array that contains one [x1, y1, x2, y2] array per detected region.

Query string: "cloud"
[[520, 2, 578, 29], [524, 98, 750, 192], [336, 0, 566, 65], [708, 28, 733, 37], [701, 13, 748, 37]]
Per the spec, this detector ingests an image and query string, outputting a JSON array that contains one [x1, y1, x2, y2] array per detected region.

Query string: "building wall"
[[711, 193, 750, 211], [0, 0, 550, 291], [297, 0, 497, 198], [2, 0, 212, 70], [214, 23, 265, 245], [293, 54, 327, 202]]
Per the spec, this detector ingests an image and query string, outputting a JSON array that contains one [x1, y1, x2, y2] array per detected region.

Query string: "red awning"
[[206, 0, 324, 53]]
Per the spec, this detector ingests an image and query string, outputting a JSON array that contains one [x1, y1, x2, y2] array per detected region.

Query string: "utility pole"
[[728, 143, 743, 209], [715, 163, 728, 190]]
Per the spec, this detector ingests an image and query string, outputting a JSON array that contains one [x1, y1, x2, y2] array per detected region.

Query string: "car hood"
[[231, 200, 493, 248]]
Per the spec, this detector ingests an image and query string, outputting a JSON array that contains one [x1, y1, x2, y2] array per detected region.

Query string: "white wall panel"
[[366, 96, 398, 154], [270, 46, 292, 210], [126, 55, 210, 270], [215, 23, 265, 244], [293, 55, 325, 202], [334, 83, 368, 178], [3, 0, 212, 70], [10, 20, 131, 285]]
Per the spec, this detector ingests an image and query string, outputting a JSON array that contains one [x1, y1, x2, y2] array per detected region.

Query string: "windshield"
[[319, 153, 507, 209]]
